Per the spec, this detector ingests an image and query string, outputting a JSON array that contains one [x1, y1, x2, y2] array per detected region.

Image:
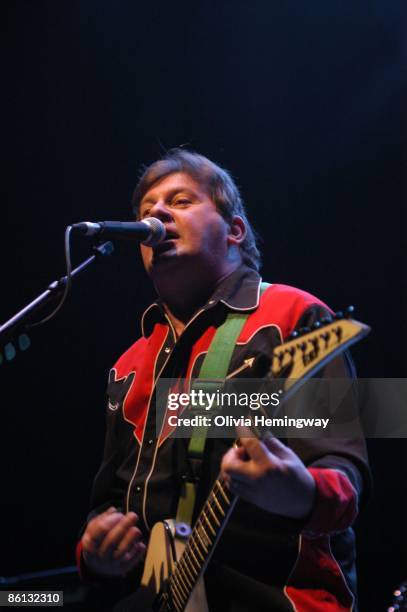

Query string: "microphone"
[[71, 218, 166, 246]]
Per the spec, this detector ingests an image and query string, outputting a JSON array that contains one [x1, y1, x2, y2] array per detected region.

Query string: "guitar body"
[[114, 520, 208, 612]]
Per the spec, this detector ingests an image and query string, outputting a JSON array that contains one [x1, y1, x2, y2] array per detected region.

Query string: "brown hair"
[[132, 148, 261, 270]]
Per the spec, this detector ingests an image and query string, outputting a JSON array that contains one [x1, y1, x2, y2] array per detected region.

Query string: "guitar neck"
[[167, 477, 237, 611]]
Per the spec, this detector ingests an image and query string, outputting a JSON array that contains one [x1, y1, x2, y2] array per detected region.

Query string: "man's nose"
[[147, 200, 173, 221]]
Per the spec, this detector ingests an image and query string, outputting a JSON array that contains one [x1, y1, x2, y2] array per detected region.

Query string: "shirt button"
[[135, 485, 142, 493], [148, 439, 154, 445], [208, 300, 215, 305], [164, 346, 171, 354]]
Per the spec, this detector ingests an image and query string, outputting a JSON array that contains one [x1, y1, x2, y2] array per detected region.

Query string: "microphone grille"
[[141, 217, 166, 246]]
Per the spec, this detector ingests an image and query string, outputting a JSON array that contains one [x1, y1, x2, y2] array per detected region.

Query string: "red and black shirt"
[[79, 266, 370, 612]]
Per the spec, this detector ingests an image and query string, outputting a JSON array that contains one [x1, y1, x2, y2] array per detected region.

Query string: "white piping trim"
[[125, 327, 170, 516], [219, 277, 269, 311], [140, 302, 160, 337], [179, 309, 283, 387], [235, 322, 283, 346], [181, 307, 206, 334], [219, 298, 258, 311], [283, 533, 301, 612], [139, 327, 184, 529], [327, 537, 354, 611], [141, 398, 169, 530], [282, 533, 355, 612], [163, 313, 177, 343]]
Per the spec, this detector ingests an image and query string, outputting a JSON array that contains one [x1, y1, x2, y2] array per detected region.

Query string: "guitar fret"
[[194, 526, 209, 553], [180, 552, 199, 581], [175, 559, 195, 590], [189, 538, 205, 563], [215, 479, 230, 504], [212, 490, 225, 516], [170, 580, 185, 610], [171, 571, 188, 603], [172, 599, 182, 612], [172, 558, 194, 601], [166, 481, 238, 612], [207, 502, 221, 527], [170, 479, 236, 611], [184, 544, 201, 573], [202, 510, 217, 536], [187, 543, 203, 568], [197, 520, 212, 546], [171, 589, 184, 612]]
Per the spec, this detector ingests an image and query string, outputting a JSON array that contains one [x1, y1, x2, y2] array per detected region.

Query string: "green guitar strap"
[[175, 282, 270, 526]]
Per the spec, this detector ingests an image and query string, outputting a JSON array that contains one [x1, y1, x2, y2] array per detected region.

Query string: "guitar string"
[[178, 477, 232, 571], [170, 539, 197, 606], [170, 583, 187, 610], [169, 482, 228, 604], [169, 477, 234, 608], [177, 479, 229, 572], [169, 562, 187, 602], [169, 520, 216, 608], [167, 477, 235, 610], [175, 482, 235, 611], [168, 583, 183, 612], [170, 562, 191, 604]]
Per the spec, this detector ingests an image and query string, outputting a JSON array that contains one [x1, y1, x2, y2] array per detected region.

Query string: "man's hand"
[[221, 432, 316, 520], [81, 507, 146, 577]]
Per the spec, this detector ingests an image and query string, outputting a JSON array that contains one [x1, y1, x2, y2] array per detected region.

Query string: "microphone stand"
[[0, 241, 114, 363]]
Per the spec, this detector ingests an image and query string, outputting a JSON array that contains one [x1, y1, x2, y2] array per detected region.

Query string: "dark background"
[[1, 1, 406, 610]]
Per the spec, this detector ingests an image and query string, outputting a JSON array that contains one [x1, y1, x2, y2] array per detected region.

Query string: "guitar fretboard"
[[167, 477, 237, 611]]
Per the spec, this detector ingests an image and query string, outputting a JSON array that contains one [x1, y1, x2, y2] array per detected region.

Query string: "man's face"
[[139, 172, 235, 280]]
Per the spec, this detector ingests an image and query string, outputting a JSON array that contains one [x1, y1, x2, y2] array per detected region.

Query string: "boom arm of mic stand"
[[0, 241, 114, 355]]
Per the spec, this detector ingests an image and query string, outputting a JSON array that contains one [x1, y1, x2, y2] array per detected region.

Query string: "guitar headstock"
[[269, 307, 370, 393]]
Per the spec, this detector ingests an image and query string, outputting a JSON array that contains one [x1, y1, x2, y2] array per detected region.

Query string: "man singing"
[[77, 149, 369, 611]]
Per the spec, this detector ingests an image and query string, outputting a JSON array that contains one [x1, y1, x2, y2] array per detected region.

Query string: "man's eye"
[[140, 208, 151, 218], [173, 198, 191, 206]]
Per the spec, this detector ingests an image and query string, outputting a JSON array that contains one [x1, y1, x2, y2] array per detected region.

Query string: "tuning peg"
[[312, 321, 321, 330], [287, 330, 299, 340], [345, 305, 354, 318], [4, 342, 16, 361], [299, 327, 311, 335], [334, 311, 344, 320], [18, 334, 31, 351], [320, 316, 333, 326]]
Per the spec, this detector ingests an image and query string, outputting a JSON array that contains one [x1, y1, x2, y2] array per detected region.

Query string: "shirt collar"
[[141, 266, 263, 338]]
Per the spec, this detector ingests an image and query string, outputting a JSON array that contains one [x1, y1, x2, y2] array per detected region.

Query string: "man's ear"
[[227, 215, 246, 246]]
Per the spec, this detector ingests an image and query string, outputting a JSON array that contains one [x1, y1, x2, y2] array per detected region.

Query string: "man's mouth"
[[153, 239, 176, 252], [152, 230, 179, 256], [163, 228, 179, 241]]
